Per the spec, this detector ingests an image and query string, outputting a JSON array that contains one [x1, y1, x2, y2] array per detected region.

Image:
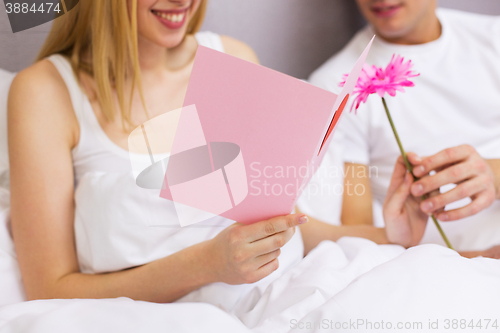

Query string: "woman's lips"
[[151, 8, 189, 30], [371, 4, 402, 18]]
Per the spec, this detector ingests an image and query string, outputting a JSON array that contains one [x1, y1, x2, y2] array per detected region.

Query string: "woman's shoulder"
[[10, 58, 69, 100], [219, 35, 259, 64], [195, 31, 259, 64], [9, 57, 78, 145]]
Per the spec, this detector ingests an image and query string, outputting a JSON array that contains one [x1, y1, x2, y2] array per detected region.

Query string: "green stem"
[[381, 98, 454, 250]]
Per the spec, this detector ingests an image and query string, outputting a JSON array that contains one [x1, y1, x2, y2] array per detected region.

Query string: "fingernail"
[[414, 156, 422, 163], [422, 201, 433, 212], [412, 184, 424, 195], [405, 173, 412, 184], [414, 165, 425, 176], [299, 215, 309, 224], [438, 213, 448, 221]]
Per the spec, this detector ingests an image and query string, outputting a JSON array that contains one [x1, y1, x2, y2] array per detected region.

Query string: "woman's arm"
[[9, 60, 302, 302], [9, 60, 212, 302]]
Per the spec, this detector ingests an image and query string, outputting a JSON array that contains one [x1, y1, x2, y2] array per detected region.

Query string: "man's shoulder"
[[438, 7, 500, 23], [438, 8, 500, 37], [309, 27, 372, 92]]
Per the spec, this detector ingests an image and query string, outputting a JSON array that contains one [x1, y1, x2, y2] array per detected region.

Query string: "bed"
[[1, 67, 500, 333], [1, 177, 500, 333]]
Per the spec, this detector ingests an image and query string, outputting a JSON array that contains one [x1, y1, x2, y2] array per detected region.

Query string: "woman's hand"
[[383, 154, 429, 248], [206, 214, 308, 285]]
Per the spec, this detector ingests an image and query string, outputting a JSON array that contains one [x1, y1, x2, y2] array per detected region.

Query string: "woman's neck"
[[137, 35, 198, 73]]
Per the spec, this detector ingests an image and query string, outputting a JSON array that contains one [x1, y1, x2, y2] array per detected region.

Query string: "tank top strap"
[[45, 33, 228, 173], [47, 32, 224, 125], [194, 31, 225, 53], [47, 55, 86, 125]]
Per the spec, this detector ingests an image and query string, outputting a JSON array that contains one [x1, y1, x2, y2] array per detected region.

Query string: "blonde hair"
[[37, 0, 207, 126]]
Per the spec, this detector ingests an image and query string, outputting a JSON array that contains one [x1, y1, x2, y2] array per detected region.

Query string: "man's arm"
[[299, 158, 428, 255], [341, 163, 373, 225], [486, 159, 500, 200], [298, 208, 388, 256]]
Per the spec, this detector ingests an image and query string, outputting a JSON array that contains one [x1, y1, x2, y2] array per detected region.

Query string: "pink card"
[[157, 38, 373, 225]]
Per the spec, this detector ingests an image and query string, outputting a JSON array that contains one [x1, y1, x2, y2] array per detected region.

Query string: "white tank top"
[[47, 31, 303, 312]]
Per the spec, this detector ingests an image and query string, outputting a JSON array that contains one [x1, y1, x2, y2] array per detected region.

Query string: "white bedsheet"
[[0, 188, 25, 306], [1, 187, 500, 332], [1, 237, 499, 332]]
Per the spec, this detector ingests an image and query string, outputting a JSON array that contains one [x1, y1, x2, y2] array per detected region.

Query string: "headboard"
[[1, 0, 499, 77]]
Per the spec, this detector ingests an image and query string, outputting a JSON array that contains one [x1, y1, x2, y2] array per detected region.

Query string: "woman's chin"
[[154, 33, 188, 50]]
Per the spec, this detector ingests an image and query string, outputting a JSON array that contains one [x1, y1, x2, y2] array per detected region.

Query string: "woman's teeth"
[[153, 11, 185, 23]]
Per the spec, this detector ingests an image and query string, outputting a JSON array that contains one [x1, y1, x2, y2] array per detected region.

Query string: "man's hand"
[[383, 156, 429, 248], [409, 145, 496, 221], [460, 244, 500, 259]]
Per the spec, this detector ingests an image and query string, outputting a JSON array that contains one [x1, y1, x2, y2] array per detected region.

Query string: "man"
[[303, 0, 500, 254]]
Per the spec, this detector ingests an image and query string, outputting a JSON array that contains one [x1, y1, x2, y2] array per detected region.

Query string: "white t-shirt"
[[307, 8, 500, 251]]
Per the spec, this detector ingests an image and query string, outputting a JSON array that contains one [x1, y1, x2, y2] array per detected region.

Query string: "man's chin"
[[373, 25, 413, 43]]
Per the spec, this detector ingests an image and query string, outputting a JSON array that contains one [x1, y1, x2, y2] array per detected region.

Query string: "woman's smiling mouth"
[[152, 8, 189, 29]]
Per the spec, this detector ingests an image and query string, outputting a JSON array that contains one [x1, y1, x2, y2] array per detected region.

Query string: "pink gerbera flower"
[[338, 54, 454, 250], [340, 54, 420, 112]]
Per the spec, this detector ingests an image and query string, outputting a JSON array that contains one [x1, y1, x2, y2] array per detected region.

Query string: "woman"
[[8, 0, 429, 309], [8, 0, 306, 309]]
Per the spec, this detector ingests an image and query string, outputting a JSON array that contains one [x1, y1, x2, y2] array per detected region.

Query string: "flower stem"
[[381, 97, 454, 250]]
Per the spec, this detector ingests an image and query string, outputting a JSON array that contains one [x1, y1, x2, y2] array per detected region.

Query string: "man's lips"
[[151, 7, 189, 29], [371, 4, 403, 18]]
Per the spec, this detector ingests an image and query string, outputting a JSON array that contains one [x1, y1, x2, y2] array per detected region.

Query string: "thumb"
[[385, 172, 413, 214], [387, 156, 411, 197], [406, 152, 422, 166]]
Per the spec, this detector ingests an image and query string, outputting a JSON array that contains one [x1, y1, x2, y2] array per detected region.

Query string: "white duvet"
[[1, 186, 500, 333]]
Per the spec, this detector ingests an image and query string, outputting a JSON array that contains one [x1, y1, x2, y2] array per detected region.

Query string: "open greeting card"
[[129, 38, 373, 226]]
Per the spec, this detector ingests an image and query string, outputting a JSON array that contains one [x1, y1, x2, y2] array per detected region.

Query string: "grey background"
[[1, 0, 500, 77]]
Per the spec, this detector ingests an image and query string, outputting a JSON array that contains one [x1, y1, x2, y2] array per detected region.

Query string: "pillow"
[[0, 70, 25, 305], [0, 69, 15, 178], [0, 187, 26, 306]]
